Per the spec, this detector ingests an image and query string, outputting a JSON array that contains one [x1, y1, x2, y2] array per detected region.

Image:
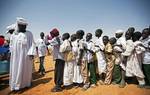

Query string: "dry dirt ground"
[[0, 55, 150, 95]]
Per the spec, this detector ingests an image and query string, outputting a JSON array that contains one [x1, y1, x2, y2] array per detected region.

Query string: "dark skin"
[[95, 29, 102, 38], [109, 37, 116, 45], [142, 29, 149, 40], [40, 32, 45, 39], [8, 29, 15, 34], [103, 36, 109, 46], [18, 24, 26, 33], [115, 33, 123, 39], [62, 33, 70, 41], [70, 34, 77, 42], [125, 31, 132, 41]]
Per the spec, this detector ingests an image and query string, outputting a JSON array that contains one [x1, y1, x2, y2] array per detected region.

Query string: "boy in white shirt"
[[37, 32, 47, 75]]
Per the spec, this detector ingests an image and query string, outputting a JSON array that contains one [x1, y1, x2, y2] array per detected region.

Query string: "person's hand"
[[29, 55, 34, 60], [77, 59, 81, 66]]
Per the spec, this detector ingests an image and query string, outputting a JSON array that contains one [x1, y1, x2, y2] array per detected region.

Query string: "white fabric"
[[125, 41, 145, 78], [116, 37, 126, 50], [122, 40, 134, 56], [113, 45, 123, 65], [141, 37, 150, 64], [6, 24, 16, 33], [60, 39, 71, 53], [48, 36, 64, 60], [60, 39, 74, 85], [77, 39, 87, 61], [94, 37, 106, 74], [63, 61, 74, 86], [115, 29, 124, 34], [36, 39, 47, 57], [115, 37, 126, 70], [16, 17, 28, 25], [72, 40, 83, 83], [9, 30, 35, 91], [86, 40, 95, 63]]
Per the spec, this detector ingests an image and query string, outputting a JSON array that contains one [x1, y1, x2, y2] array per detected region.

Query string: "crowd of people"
[[0, 17, 150, 92]]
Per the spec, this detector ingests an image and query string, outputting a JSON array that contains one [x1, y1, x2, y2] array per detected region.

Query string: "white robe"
[[60, 39, 74, 86], [115, 37, 126, 70], [9, 31, 35, 91], [125, 41, 145, 78], [72, 40, 83, 83], [94, 37, 106, 74], [141, 37, 150, 64], [36, 38, 47, 57], [86, 40, 95, 63]]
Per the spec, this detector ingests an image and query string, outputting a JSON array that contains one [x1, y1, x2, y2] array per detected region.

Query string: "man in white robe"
[[9, 17, 36, 91]]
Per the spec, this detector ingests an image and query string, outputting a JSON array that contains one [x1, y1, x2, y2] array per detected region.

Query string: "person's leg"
[[112, 64, 122, 84], [137, 77, 145, 88], [39, 57, 42, 73], [81, 60, 90, 90], [41, 56, 45, 75], [143, 64, 150, 88], [88, 62, 97, 86], [52, 59, 65, 92], [119, 56, 127, 88]]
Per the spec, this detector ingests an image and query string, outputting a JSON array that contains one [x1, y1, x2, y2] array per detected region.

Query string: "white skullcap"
[[115, 30, 124, 34], [16, 17, 28, 25], [6, 24, 16, 33]]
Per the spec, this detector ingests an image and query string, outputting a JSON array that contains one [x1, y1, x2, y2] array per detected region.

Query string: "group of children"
[[5, 24, 149, 92], [35, 27, 150, 92]]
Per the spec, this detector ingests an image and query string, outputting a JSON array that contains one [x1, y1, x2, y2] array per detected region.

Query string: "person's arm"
[[77, 49, 84, 65]]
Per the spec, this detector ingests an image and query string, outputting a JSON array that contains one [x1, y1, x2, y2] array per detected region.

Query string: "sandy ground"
[[0, 55, 150, 95]]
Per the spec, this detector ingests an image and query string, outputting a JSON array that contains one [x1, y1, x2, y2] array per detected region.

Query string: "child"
[[121, 28, 135, 87], [103, 36, 115, 85], [112, 30, 126, 87], [123, 31, 145, 88], [49, 28, 65, 92], [36, 32, 47, 75], [141, 28, 150, 88], [71, 34, 83, 87], [76, 30, 89, 90], [60, 33, 74, 88], [86, 33, 97, 87], [94, 29, 106, 84]]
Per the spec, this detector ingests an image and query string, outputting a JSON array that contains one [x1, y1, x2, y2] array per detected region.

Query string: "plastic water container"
[[0, 47, 10, 75], [0, 60, 10, 75]]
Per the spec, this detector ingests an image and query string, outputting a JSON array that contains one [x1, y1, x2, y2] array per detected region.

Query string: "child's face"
[[95, 32, 101, 37], [142, 31, 149, 39], [109, 38, 116, 45], [18, 24, 26, 33], [115, 33, 122, 39], [125, 32, 132, 40], [86, 34, 92, 42], [62, 35, 66, 41], [71, 35, 76, 41], [40, 33, 44, 38], [103, 37, 109, 45]]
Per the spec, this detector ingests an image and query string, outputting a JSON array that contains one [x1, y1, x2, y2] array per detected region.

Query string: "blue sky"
[[0, 0, 150, 39]]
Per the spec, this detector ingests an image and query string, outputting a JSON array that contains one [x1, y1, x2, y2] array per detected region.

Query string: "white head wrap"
[[115, 29, 124, 34], [6, 24, 16, 33], [16, 17, 28, 25]]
